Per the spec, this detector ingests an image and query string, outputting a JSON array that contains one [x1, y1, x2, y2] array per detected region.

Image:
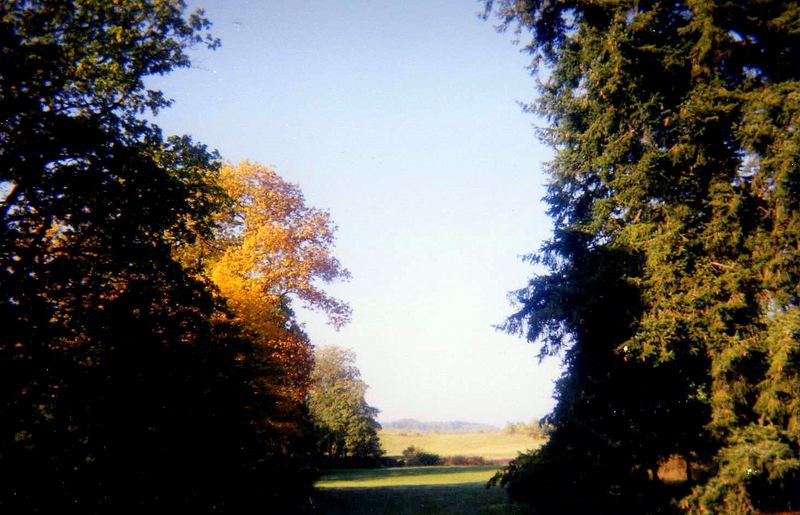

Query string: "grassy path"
[[313, 466, 532, 514]]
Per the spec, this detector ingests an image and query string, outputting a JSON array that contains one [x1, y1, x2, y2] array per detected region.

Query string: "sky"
[[148, 0, 562, 427]]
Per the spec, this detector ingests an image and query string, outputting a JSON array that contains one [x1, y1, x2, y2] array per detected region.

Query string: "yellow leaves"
[[43, 218, 74, 250], [210, 161, 351, 328], [186, 160, 351, 401]]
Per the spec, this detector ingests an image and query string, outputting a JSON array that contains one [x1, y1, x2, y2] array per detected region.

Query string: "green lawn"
[[317, 465, 499, 488], [379, 430, 544, 461], [311, 432, 542, 513], [314, 467, 532, 514]]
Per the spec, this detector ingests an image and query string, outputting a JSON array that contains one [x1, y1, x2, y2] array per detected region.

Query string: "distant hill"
[[382, 418, 500, 433]]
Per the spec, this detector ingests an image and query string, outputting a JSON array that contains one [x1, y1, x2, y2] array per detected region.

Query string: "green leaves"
[[1, 0, 217, 132], [489, 0, 800, 511], [308, 347, 383, 462], [685, 424, 800, 513]]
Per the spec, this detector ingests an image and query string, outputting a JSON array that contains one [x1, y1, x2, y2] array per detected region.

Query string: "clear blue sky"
[[149, 0, 561, 427]]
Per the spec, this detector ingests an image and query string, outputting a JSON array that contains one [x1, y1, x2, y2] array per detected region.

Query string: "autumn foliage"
[[0, 2, 348, 511], [188, 161, 352, 403]]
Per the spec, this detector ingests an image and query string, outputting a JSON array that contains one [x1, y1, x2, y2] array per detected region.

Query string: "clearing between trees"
[[312, 431, 543, 514]]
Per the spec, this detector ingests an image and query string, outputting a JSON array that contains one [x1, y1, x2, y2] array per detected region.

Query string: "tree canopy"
[[183, 161, 351, 404], [308, 346, 383, 463], [487, 0, 800, 513], [0, 2, 317, 511]]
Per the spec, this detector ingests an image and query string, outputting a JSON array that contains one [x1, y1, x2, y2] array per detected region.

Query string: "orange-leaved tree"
[[191, 161, 351, 403]]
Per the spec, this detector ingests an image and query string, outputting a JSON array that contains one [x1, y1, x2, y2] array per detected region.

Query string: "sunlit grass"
[[379, 430, 544, 460], [317, 465, 499, 488], [312, 433, 544, 513]]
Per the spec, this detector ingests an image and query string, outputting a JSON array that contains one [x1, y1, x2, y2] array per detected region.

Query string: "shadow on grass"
[[313, 482, 533, 515]]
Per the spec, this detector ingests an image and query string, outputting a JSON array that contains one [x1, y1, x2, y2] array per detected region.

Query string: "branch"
[[710, 261, 734, 270]]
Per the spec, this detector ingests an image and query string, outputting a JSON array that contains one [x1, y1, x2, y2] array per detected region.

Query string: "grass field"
[[311, 432, 542, 513], [314, 467, 532, 514], [379, 430, 544, 461], [317, 465, 499, 488]]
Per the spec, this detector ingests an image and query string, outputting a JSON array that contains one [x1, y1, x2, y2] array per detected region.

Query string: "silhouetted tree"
[[0, 1, 314, 511]]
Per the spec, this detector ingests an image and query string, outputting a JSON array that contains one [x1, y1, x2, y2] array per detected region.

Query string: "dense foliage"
[[401, 446, 443, 467], [0, 1, 318, 511], [487, 0, 800, 513], [309, 346, 383, 464], [184, 161, 351, 405]]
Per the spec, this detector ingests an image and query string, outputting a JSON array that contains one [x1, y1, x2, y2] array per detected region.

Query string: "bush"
[[442, 455, 486, 466], [401, 446, 442, 466]]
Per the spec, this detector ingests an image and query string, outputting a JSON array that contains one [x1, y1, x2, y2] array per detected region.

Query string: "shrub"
[[442, 455, 486, 466], [401, 446, 442, 466]]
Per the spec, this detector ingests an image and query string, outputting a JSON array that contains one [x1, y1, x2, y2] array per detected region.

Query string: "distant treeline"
[[503, 421, 551, 439], [382, 419, 499, 433]]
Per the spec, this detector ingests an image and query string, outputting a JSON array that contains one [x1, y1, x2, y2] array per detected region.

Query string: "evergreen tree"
[[487, 0, 800, 512]]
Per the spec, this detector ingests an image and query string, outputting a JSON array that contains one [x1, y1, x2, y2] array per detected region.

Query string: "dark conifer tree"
[[487, 0, 800, 512]]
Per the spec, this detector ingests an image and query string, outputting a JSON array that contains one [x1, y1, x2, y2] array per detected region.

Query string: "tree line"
[[485, 0, 800, 513], [0, 1, 380, 512]]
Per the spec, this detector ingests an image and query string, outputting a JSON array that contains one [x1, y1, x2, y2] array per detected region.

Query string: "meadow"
[[379, 430, 545, 461], [312, 431, 544, 513], [317, 465, 498, 488]]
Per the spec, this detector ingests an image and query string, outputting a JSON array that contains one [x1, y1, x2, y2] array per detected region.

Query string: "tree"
[[308, 346, 383, 462], [182, 161, 352, 404], [486, 0, 800, 513], [210, 162, 351, 327], [176, 160, 353, 486], [0, 2, 313, 511]]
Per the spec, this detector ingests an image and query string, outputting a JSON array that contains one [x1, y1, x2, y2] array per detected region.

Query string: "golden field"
[[379, 430, 545, 461]]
